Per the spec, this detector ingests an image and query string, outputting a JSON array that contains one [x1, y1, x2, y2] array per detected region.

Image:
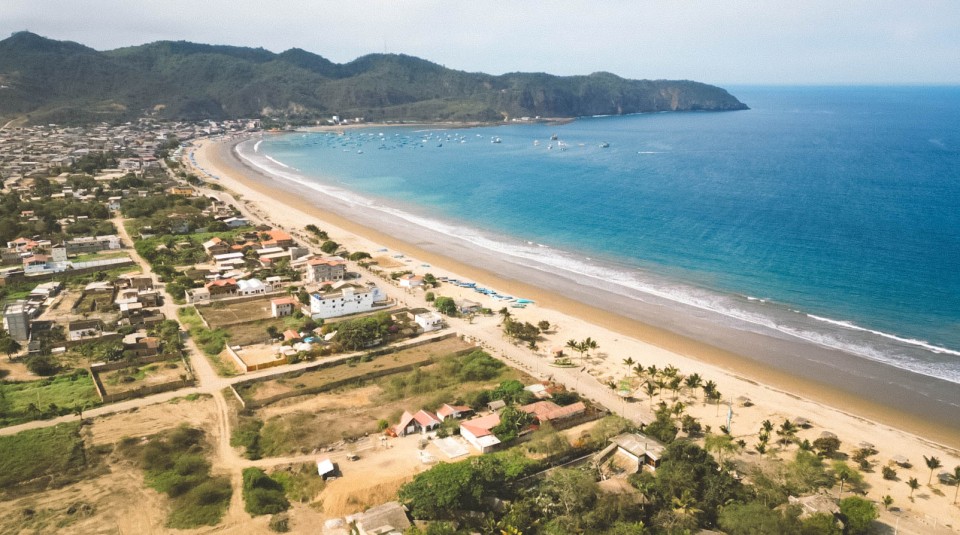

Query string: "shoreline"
[[204, 134, 960, 447], [191, 132, 960, 526]]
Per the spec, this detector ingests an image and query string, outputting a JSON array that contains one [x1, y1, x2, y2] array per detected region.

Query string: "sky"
[[4, 1, 960, 85]]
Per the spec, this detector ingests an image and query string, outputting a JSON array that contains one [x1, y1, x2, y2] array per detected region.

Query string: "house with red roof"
[[436, 403, 473, 421], [394, 409, 442, 437], [270, 297, 298, 317], [460, 413, 502, 453]]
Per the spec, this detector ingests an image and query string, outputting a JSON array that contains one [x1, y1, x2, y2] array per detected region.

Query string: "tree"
[[812, 436, 841, 458], [953, 466, 960, 504], [491, 405, 533, 443], [832, 461, 864, 498], [434, 296, 457, 316], [718, 501, 801, 535], [320, 240, 339, 254], [537, 320, 550, 332], [424, 291, 435, 302], [622, 356, 635, 368], [644, 405, 678, 444], [701, 380, 717, 403], [26, 354, 58, 376], [499, 308, 512, 323], [643, 381, 658, 408], [882, 495, 894, 511], [881, 465, 897, 480], [0, 335, 21, 357], [776, 419, 798, 447], [924, 455, 942, 485], [907, 477, 919, 498], [838, 496, 877, 535], [399, 461, 486, 519], [683, 373, 702, 397], [543, 468, 598, 517], [705, 433, 737, 465]]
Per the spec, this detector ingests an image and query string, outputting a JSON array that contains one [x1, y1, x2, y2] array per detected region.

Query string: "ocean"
[[241, 86, 960, 387]]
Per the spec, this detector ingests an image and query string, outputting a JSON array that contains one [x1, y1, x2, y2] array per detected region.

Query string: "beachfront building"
[[594, 432, 666, 473], [398, 274, 423, 288], [302, 257, 346, 283], [308, 282, 389, 320]]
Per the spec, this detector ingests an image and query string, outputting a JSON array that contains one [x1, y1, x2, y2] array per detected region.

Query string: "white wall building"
[[309, 283, 388, 320], [414, 312, 444, 332]]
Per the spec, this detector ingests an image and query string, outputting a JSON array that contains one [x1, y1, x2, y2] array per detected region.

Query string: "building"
[[398, 274, 423, 288], [302, 257, 346, 283], [352, 501, 412, 535], [435, 403, 473, 421], [595, 432, 666, 473], [414, 312, 443, 332], [460, 413, 503, 453], [308, 283, 389, 320], [121, 332, 160, 358], [394, 410, 442, 437], [236, 278, 271, 296], [202, 237, 230, 256], [67, 319, 104, 341], [2, 301, 31, 341], [270, 297, 297, 317]]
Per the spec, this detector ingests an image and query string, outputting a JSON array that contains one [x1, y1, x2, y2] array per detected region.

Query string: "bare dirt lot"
[[97, 359, 189, 397], [88, 395, 217, 446], [238, 336, 472, 405], [197, 298, 275, 326]]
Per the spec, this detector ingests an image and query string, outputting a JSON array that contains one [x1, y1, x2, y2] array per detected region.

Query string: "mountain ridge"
[[0, 32, 748, 125]]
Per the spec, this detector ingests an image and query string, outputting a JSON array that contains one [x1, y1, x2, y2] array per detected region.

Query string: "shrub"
[[242, 468, 290, 516], [25, 355, 59, 376], [882, 465, 897, 480]]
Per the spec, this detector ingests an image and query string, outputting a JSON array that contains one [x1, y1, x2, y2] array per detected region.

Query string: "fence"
[[231, 331, 464, 408], [89, 354, 195, 403]]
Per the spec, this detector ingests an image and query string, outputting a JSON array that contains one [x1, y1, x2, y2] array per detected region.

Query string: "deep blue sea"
[[250, 86, 960, 384]]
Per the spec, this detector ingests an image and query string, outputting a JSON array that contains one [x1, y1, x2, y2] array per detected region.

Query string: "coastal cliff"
[[0, 31, 748, 125]]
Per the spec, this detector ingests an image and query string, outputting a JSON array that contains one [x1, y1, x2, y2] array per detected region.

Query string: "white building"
[[309, 283, 389, 320], [414, 312, 443, 332], [398, 274, 423, 288]]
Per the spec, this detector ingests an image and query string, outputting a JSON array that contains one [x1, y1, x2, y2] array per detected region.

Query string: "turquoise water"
[[249, 86, 960, 384]]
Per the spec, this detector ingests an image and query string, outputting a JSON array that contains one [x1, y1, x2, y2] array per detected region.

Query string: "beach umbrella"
[[819, 431, 838, 439], [857, 441, 875, 450], [794, 417, 811, 428], [891, 455, 909, 465], [735, 396, 753, 407]]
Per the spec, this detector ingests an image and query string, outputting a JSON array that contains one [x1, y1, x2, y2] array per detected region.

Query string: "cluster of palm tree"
[[565, 337, 598, 364]]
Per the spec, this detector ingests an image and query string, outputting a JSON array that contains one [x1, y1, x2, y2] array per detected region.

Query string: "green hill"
[[0, 31, 748, 125]]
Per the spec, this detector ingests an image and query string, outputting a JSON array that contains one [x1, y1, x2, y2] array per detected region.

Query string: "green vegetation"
[[242, 468, 291, 516], [123, 425, 231, 528], [178, 307, 230, 360], [0, 372, 100, 426], [380, 350, 506, 402], [433, 296, 457, 316], [330, 312, 393, 350], [231, 416, 264, 460], [0, 32, 747, 125], [270, 464, 326, 503], [0, 423, 87, 493]]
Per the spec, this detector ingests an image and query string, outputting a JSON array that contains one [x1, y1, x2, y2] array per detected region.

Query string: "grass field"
[[0, 422, 86, 491], [235, 336, 471, 405], [99, 359, 187, 395], [0, 372, 100, 426]]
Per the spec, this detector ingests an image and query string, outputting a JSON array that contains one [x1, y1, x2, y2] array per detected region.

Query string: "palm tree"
[[643, 381, 658, 408], [952, 465, 960, 504], [777, 420, 798, 447], [924, 455, 942, 485], [702, 380, 717, 403], [671, 401, 685, 421], [706, 433, 737, 464], [565, 339, 580, 360], [623, 357, 635, 368], [582, 337, 598, 359], [907, 477, 920, 498], [655, 377, 668, 401], [646, 364, 660, 380], [684, 373, 702, 398], [671, 490, 702, 519], [761, 419, 774, 434], [73, 404, 85, 421], [662, 364, 679, 379], [498, 307, 512, 323], [632, 364, 646, 383], [668, 375, 683, 400], [882, 495, 893, 511]]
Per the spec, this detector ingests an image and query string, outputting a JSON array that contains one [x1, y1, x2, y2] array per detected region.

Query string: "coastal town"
[[0, 116, 959, 535]]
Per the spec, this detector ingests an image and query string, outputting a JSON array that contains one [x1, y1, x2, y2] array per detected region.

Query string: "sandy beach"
[[190, 133, 960, 530]]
